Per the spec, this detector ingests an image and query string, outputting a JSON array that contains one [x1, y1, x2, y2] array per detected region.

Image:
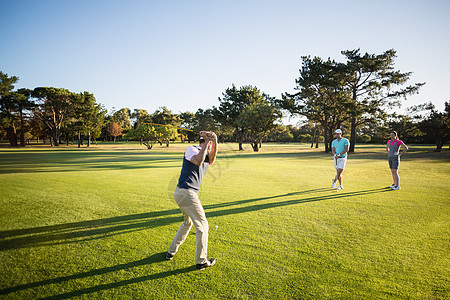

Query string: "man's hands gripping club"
[[190, 131, 218, 166]]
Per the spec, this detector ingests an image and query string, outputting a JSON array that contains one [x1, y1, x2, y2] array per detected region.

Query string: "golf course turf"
[[0, 142, 448, 299]]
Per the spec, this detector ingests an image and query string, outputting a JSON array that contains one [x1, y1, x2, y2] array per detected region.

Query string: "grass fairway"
[[0, 142, 449, 299]]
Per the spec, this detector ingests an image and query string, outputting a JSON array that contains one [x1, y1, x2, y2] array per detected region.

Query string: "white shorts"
[[334, 157, 347, 170]]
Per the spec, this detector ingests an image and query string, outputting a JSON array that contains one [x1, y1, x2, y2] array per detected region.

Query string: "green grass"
[[0, 142, 449, 299]]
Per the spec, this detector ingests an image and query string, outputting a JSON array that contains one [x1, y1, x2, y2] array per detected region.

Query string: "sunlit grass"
[[0, 143, 449, 299]]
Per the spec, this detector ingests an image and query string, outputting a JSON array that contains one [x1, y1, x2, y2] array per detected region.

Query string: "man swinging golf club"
[[166, 131, 218, 270], [331, 129, 349, 191]]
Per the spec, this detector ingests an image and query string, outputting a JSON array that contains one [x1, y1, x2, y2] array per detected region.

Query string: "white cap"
[[334, 129, 342, 134]]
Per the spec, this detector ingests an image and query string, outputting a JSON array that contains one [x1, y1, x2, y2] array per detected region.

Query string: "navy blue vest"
[[177, 153, 209, 192]]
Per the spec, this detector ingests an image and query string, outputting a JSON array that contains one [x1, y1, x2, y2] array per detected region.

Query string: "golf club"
[[133, 122, 199, 133]]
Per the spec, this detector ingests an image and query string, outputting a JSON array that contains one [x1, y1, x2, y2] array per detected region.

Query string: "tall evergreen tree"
[[280, 57, 352, 152], [32, 87, 74, 146], [0, 72, 20, 146], [341, 49, 424, 152], [74, 92, 105, 147]]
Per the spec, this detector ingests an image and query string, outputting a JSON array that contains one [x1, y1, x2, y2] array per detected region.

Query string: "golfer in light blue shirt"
[[331, 129, 350, 191]]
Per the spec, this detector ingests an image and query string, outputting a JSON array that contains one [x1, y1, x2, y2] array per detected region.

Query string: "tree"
[[266, 125, 288, 142], [386, 113, 424, 144], [0, 72, 19, 146], [309, 123, 321, 148], [358, 134, 371, 143], [279, 131, 294, 142], [341, 49, 425, 152], [280, 57, 353, 152], [215, 84, 278, 150], [131, 109, 150, 124], [295, 122, 322, 148], [156, 125, 178, 147], [1, 87, 34, 147], [28, 114, 48, 143], [99, 114, 115, 141], [74, 92, 105, 147], [107, 122, 122, 142], [32, 87, 74, 146], [297, 134, 311, 143], [194, 108, 219, 132], [112, 108, 132, 130], [1, 93, 20, 146], [60, 119, 77, 145], [415, 102, 450, 152], [236, 100, 281, 151], [151, 107, 181, 146], [125, 124, 157, 149], [179, 111, 196, 142], [13, 89, 34, 147], [0, 72, 18, 96]]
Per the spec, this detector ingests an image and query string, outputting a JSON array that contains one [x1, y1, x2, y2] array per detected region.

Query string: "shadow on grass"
[[206, 187, 392, 219], [0, 150, 182, 174], [237, 149, 450, 162], [1, 147, 448, 174], [0, 187, 392, 297], [0, 188, 390, 251], [0, 188, 329, 247], [0, 210, 181, 250], [0, 252, 195, 298], [39, 265, 194, 299]]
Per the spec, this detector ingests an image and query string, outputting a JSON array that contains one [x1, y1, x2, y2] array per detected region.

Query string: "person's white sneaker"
[[331, 179, 336, 188], [388, 183, 395, 188], [392, 185, 401, 190], [337, 185, 343, 191]]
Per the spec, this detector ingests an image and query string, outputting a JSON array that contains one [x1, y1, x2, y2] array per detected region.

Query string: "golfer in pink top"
[[387, 131, 409, 190]]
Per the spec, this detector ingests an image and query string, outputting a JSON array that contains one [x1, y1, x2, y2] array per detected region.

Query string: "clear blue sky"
[[1, 0, 449, 124]]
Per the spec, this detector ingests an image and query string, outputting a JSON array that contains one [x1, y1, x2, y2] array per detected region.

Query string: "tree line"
[[1, 49, 448, 152], [278, 49, 448, 152]]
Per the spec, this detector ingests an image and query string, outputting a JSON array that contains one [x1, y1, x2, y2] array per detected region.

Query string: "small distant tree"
[[286, 125, 300, 141], [215, 85, 257, 150], [179, 111, 196, 142], [387, 113, 424, 143], [216, 84, 280, 150], [237, 101, 281, 151], [77, 92, 105, 147], [151, 107, 182, 147], [357, 134, 371, 143], [278, 131, 294, 143], [125, 124, 157, 149], [298, 134, 312, 142], [155, 125, 177, 147], [112, 108, 132, 129], [266, 125, 289, 142], [414, 101, 450, 152], [107, 122, 122, 142], [131, 109, 150, 124]]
